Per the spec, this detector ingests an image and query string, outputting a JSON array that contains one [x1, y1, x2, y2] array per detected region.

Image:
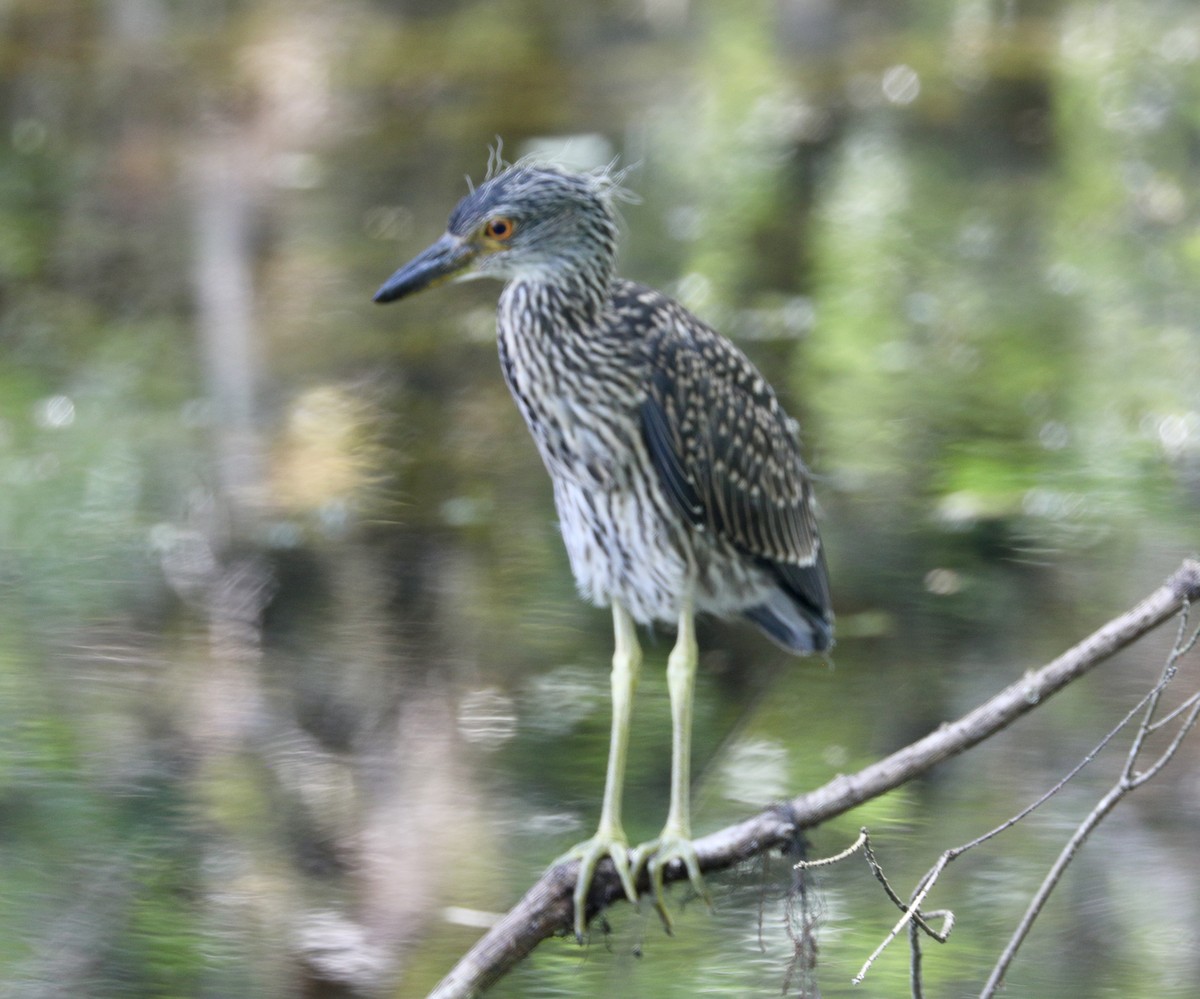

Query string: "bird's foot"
[[630, 830, 711, 934], [553, 828, 638, 942]]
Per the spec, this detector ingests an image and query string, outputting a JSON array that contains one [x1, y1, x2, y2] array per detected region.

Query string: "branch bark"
[[427, 558, 1200, 999]]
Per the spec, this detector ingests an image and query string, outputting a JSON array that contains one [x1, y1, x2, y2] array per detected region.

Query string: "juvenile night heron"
[[374, 158, 832, 939]]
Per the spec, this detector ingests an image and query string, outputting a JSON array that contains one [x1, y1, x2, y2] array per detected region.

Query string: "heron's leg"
[[553, 601, 641, 941], [630, 598, 709, 932]]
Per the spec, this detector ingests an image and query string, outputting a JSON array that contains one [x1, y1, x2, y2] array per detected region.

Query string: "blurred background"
[[2, 1, 1199, 996]]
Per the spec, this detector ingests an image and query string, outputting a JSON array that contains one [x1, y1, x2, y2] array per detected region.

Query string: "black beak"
[[373, 234, 478, 303]]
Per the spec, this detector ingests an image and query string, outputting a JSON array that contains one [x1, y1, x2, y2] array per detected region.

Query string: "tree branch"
[[426, 558, 1200, 999], [978, 604, 1200, 998]]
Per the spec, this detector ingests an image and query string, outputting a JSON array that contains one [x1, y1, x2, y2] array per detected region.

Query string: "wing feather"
[[620, 281, 832, 648], [634, 293, 823, 573]]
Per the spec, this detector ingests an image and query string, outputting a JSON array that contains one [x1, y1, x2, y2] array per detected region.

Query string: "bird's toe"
[[631, 833, 710, 934], [553, 830, 637, 942]]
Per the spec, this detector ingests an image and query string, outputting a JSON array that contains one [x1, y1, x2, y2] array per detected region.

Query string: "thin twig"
[[798, 597, 1199, 992], [909, 917, 923, 999], [979, 609, 1200, 998], [852, 854, 947, 983], [1147, 689, 1200, 732], [1130, 696, 1200, 788], [794, 828, 867, 869], [979, 783, 1118, 997]]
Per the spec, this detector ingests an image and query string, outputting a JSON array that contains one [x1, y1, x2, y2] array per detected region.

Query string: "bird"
[[374, 155, 832, 940]]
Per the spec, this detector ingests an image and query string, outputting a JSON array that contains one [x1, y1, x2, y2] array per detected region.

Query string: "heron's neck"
[[502, 259, 616, 337]]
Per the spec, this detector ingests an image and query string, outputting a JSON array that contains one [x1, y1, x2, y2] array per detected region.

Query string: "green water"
[[1, 1, 1198, 997]]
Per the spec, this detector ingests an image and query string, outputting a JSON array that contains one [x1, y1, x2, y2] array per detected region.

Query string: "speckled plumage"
[[374, 158, 832, 937], [461, 164, 832, 652], [498, 272, 831, 651]]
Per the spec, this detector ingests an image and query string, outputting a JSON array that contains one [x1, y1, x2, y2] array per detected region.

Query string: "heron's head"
[[373, 163, 622, 304]]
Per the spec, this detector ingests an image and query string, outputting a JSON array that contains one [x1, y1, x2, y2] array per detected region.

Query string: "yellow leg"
[[631, 598, 710, 932], [554, 602, 641, 941]]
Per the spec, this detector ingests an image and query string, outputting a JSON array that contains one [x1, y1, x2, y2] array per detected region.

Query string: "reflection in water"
[[189, 138, 265, 510], [718, 737, 789, 805], [522, 665, 606, 737], [457, 687, 517, 749], [0, 1, 1198, 998]]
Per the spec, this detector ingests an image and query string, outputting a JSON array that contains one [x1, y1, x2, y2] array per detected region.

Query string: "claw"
[[631, 833, 710, 934], [554, 831, 638, 941]]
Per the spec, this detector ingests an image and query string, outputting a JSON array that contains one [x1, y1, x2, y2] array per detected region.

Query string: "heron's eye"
[[483, 217, 515, 241]]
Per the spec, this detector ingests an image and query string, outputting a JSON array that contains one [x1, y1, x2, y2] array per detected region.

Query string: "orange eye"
[[483, 217, 515, 241]]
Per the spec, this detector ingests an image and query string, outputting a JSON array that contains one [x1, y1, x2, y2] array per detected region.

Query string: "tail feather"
[[742, 553, 833, 654], [742, 594, 833, 654]]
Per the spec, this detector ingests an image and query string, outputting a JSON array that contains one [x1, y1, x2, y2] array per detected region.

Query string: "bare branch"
[[979, 606, 1200, 998], [1146, 688, 1200, 733], [798, 831, 950, 945], [838, 598, 1200, 995], [794, 828, 867, 869], [426, 559, 1200, 999], [1130, 695, 1200, 788], [979, 780, 1114, 997], [805, 571, 1200, 989], [852, 854, 948, 984], [862, 837, 952, 944]]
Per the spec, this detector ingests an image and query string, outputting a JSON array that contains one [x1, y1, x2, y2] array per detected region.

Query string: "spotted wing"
[[632, 289, 831, 639]]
